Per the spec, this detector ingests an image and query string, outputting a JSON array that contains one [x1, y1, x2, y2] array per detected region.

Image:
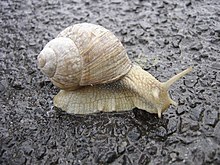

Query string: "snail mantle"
[[37, 23, 192, 118]]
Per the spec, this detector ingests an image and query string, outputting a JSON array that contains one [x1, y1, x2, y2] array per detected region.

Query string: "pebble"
[[138, 154, 151, 164], [214, 122, 220, 143], [147, 146, 157, 155], [122, 155, 132, 165], [167, 118, 177, 135], [155, 126, 167, 138], [139, 21, 151, 30], [35, 147, 46, 160], [211, 62, 220, 70], [117, 141, 127, 154], [176, 108, 185, 116], [190, 42, 203, 51], [184, 79, 197, 88], [172, 35, 183, 48], [203, 109, 218, 126], [12, 80, 25, 90], [127, 127, 141, 142], [192, 149, 205, 164], [127, 145, 136, 153], [0, 82, 6, 93], [96, 151, 118, 164]]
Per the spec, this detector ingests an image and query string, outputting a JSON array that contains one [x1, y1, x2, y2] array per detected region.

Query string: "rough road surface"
[[0, 0, 220, 164]]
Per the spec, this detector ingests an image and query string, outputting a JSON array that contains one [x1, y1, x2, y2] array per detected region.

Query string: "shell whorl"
[[38, 23, 132, 90], [38, 46, 57, 78], [38, 37, 82, 90]]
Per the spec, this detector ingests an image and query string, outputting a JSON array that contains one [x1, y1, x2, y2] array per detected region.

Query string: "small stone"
[[170, 152, 178, 162], [172, 36, 182, 48], [176, 108, 185, 116], [138, 154, 151, 164], [190, 42, 203, 51], [180, 118, 191, 133], [197, 24, 209, 32], [147, 146, 157, 155], [161, 149, 167, 156], [184, 79, 197, 88], [190, 121, 200, 131], [203, 109, 218, 126], [117, 141, 127, 154], [200, 53, 208, 58], [78, 148, 89, 160], [197, 89, 206, 100], [211, 62, 220, 70], [160, 18, 167, 23], [207, 150, 216, 161], [111, 0, 121, 4], [185, 0, 192, 7], [127, 145, 135, 153], [190, 105, 203, 121], [22, 145, 33, 156], [19, 45, 26, 50], [189, 101, 198, 109], [214, 122, 220, 143], [11, 151, 27, 165], [214, 27, 220, 34], [139, 37, 148, 45], [0, 82, 5, 93], [29, 42, 36, 46], [127, 127, 141, 142], [167, 119, 177, 135], [122, 155, 132, 165], [35, 147, 46, 160], [12, 80, 25, 90], [139, 21, 151, 30], [192, 149, 205, 164], [164, 39, 169, 45], [96, 151, 118, 164], [155, 126, 167, 138]]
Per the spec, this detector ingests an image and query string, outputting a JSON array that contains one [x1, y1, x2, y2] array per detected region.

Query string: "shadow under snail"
[[37, 23, 192, 118]]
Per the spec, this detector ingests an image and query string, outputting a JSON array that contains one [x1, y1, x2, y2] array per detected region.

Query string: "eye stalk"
[[157, 67, 193, 118], [163, 67, 193, 90]]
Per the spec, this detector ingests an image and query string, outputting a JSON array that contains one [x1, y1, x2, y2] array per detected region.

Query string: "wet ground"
[[0, 0, 220, 164]]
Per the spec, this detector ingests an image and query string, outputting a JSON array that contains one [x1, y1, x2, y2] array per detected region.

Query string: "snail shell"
[[38, 23, 132, 90]]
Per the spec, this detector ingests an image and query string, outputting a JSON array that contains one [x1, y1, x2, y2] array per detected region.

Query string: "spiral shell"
[[38, 23, 132, 90]]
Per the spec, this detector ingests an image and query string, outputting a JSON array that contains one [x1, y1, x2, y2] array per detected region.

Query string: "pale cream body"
[[54, 65, 192, 117]]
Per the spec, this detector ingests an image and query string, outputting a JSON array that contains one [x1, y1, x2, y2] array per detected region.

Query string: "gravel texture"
[[0, 0, 220, 164]]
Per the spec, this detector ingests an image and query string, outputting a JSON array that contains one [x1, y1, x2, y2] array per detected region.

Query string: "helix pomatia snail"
[[37, 23, 192, 118]]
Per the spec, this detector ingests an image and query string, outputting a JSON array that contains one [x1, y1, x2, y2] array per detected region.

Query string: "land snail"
[[37, 23, 192, 118]]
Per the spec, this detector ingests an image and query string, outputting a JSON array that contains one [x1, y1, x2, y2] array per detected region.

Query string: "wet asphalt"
[[0, 0, 220, 164]]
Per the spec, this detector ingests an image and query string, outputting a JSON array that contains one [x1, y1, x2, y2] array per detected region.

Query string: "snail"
[[37, 23, 192, 118]]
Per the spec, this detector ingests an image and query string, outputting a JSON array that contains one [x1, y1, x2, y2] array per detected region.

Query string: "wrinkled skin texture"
[[0, 0, 220, 164]]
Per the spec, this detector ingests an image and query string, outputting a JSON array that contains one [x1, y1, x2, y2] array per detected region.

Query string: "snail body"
[[38, 23, 192, 118]]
